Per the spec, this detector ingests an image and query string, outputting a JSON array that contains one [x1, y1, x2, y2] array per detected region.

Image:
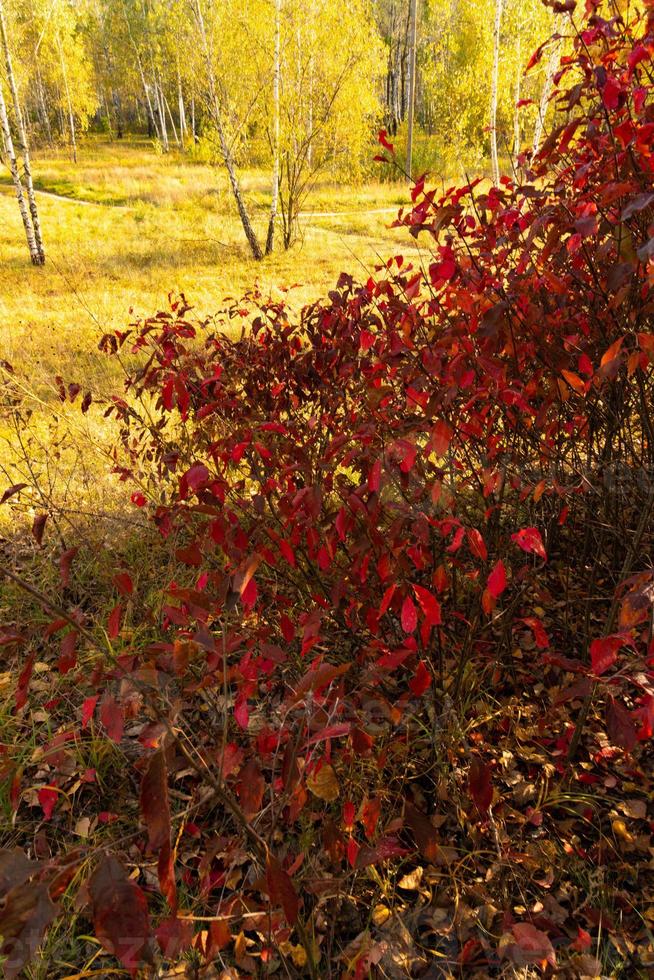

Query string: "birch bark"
[[192, 0, 262, 260], [490, 0, 503, 186], [0, 0, 44, 263], [266, 0, 281, 255]]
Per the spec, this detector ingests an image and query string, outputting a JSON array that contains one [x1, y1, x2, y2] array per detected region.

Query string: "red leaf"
[[32, 514, 47, 545], [521, 616, 550, 650], [38, 786, 58, 821], [59, 547, 78, 587], [234, 695, 249, 730], [409, 660, 432, 696], [58, 632, 77, 674], [279, 539, 296, 567], [81, 695, 98, 728], [468, 756, 493, 815], [361, 797, 381, 839], [175, 542, 203, 566], [430, 419, 452, 457], [510, 922, 556, 968], [113, 572, 133, 595], [266, 853, 299, 925], [15, 653, 35, 711], [401, 595, 418, 634], [99, 694, 124, 743], [487, 560, 507, 598], [511, 527, 547, 561], [207, 918, 231, 956], [88, 854, 151, 972], [354, 836, 409, 869], [156, 916, 193, 958], [606, 697, 637, 750], [378, 128, 395, 155], [467, 528, 488, 561], [590, 635, 623, 675], [368, 459, 382, 493], [107, 603, 122, 639], [412, 584, 442, 625]]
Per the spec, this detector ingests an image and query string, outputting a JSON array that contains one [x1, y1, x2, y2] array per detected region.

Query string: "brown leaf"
[[236, 759, 265, 818], [140, 749, 171, 852], [404, 802, 441, 864], [0, 483, 28, 505], [307, 763, 339, 801], [0, 850, 41, 898], [88, 853, 151, 971], [32, 514, 47, 545], [0, 881, 57, 979]]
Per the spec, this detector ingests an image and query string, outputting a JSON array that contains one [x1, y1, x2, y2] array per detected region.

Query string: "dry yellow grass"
[[0, 138, 413, 375], [0, 137, 416, 529]]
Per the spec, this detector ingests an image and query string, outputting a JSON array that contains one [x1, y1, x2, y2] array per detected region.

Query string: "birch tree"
[[490, 0, 503, 185], [0, 0, 44, 264], [191, 0, 263, 260], [265, 0, 281, 255], [532, 14, 564, 157]]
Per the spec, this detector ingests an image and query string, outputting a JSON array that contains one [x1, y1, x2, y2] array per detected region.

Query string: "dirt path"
[[1, 183, 400, 220]]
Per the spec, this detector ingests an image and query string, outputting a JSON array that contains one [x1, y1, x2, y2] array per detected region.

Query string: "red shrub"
[[2, 2, 654, 975]]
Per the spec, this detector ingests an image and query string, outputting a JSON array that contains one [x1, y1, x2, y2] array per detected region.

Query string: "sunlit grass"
[[0, 137, 418, 531]]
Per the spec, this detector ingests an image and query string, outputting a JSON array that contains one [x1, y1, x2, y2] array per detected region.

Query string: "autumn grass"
[[0, 136, 412, 375], [0, 136, 418, 533]]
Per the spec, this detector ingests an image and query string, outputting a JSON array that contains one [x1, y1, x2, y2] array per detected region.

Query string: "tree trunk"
[[191, 96, 196, 141], [532, 15, 563, 157], [121, 0, 160, 141], [0, 84, 43, 264], [35, 61, 53, 145], [192, 0, 262, 260], [490, 0, 503, 185], [0, 0, 44, 263], [406, 0, 418, 182], [177, 66, 187, 142], [265, 0, 281, 255], [164, 91, 180, 149], [513, 38, 521, 159], [55, 30, 77, 163], [155, 79, 169, 152]]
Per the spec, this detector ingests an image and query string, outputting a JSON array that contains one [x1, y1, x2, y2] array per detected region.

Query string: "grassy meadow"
[[0, 137, 414, 376], [0, 137, 419, 530]]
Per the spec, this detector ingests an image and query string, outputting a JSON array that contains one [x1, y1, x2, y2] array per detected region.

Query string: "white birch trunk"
[[490, 0, 503, 186], [532, 15, 563, 157], [0, 83, 43, 264], [406, 0, 418, 182], [265, 0, 281, 255], [155, 79, 169, 152], [513, 38, 521, 160], [0, 0, 44, 262], [192, 0, 262, 259], [177, 65, 187, 142], [55, 30, 76, 163]]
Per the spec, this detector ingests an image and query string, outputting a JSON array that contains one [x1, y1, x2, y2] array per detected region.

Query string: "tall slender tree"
[[0, 0, 44, 264], [266, 0, 281, 255], [490, 0, 503, 185], [532, 14, 563, 157], [406, 0, 418, 181], [192, 0, 263, 260]]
